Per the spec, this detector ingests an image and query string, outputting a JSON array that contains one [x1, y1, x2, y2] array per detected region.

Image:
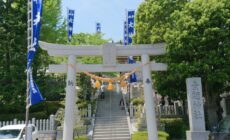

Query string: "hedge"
[[160, 118, 188, 139], [132, 131, 169, 140], [0, 101, 63, 121]]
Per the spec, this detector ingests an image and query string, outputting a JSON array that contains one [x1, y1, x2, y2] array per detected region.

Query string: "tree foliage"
[[134, 0, 230, 101], [133, 0, 187, 44], [0, 0, 67, 114], [69, 33, 109, 109], [162, 0, 230, 98], [40, 0, 67, 43], [0, 0, 110, 118], [70, 33, 109, 46], [32, 0, 67, 102], [0, 0, 27, 111]]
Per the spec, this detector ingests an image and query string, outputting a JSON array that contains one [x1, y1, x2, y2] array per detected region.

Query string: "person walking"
[[119, 98, 125, 110], [100, 84, 105, 99]]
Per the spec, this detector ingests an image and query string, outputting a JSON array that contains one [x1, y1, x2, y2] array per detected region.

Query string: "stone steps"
[[93, 134, 130, 139], [95, 116, 127, 120], [94, 128, 129, 134], [93, 92, 130, 140], [94, 125, 128, 129], [95, 121, 128, 124], [96, 114, 126, 117]]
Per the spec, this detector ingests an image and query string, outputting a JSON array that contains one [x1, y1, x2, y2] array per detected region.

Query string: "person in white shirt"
[[100, 84, 105, 99]]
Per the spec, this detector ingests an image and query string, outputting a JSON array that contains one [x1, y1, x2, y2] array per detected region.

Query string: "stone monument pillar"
[[186, 77, 210, 140], [220, 93, 227, 118]]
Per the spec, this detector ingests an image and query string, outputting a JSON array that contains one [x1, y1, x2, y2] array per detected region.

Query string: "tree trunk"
[[6, 45, 10, 74], [204, 82, 218, 130]]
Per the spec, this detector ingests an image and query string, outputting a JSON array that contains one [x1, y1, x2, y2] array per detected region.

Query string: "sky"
[[61, 0, 143, 42]]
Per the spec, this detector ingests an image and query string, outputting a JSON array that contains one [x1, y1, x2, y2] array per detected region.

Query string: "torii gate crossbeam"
[[40, 41, 165, 56], [48, 62, 167, 73], [39, 41, 167, 140]]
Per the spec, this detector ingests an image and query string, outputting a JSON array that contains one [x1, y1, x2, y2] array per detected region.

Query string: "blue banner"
[[27, 0, 43, 70], [29, 71, 44, 106], [128, 56, 137, 83], [68, 9, 75, 41], [127, 11, 136, 83], [27, 0, 43, 106], [127, 11, 135, 44], [124, 21, 128, 45], [96, 22, 101, 33]]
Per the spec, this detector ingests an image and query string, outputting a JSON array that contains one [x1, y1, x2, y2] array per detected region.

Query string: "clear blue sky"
[[61, 0, 143, 42]]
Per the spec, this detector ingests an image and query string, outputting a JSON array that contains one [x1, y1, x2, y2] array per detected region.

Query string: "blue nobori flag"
[[68, 9, 75, 41], [27, 0, 43, 106], [29, 71, 44, 106], [124, 21, 128, 45], [126, 11, 137, 83], [27, 0, 43, 70], [127, 10, 135, 44], [96, 22, 101, 33], [128, 56, 137, 83]]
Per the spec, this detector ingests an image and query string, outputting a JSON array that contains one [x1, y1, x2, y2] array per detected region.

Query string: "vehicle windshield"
[[0, 129, 21, 139], [219, 118, 230, 133]]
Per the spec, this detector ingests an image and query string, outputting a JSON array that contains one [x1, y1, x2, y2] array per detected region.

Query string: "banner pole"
[[125, 9, 128, 46], [67, 7, 69, 43], [25, 71, 30, 140], [26, 0, 32, 139]]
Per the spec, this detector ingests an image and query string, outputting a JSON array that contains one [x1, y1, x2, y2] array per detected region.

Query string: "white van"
[[0, 124, 38, 140]]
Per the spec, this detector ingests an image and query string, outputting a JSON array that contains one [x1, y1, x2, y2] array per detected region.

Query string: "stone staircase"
[[93, 91, 131, 140]]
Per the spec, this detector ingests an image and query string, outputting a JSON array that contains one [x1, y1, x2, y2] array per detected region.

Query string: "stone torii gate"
[[39, 41, 167, 140]]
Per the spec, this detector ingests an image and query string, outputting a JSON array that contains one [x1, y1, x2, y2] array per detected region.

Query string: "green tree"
[[69, 33, 109, 109], [135, 0, 230, 126], [40, 0, 67, 43], [0, 0, 27, 112], [32, 0, 67, 101], [162, 0, 230, 125], [0, 0, 67, 115], [133, 0, 187, 44], [134, 0, 187, 100], [70, 33, 109, 45]]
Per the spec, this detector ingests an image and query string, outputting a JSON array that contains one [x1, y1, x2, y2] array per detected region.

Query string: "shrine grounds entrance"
[[40, 41, 167, 140]]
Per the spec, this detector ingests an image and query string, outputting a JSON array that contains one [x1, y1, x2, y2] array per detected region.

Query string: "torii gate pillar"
[[142, 54, 158, 140], [63, 55, 76, 140]]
